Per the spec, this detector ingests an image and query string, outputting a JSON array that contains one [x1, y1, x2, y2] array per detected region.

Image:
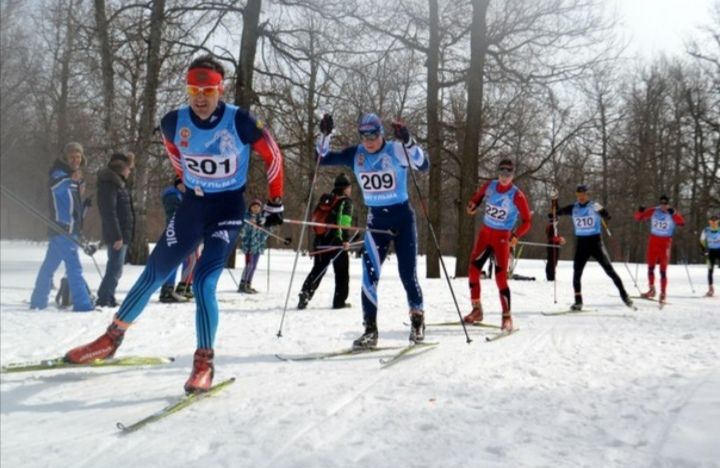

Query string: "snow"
[[1, 239, 719, 468]]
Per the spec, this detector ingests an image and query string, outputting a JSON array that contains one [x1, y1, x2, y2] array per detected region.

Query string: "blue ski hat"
[[358, 113, 384, 136]]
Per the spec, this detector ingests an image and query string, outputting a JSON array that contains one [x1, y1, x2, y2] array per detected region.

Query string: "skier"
[[237, 198, 269, 294], [700, 214, 720, 297], [297, 173, 354, 310], [63, 55, 285, 393], [30, 142, 95, 312], [315, 113, 428, 349], [552, 184, 633, 310], [463, 159, 532, 331], [96, 153, 136, 308], [159, 177, 197, 302], [633, 195, 686, 304]]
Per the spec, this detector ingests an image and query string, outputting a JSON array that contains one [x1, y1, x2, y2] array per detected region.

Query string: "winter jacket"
[[238, 211, 269, 254], [96, 166, 135, 245], [47, 159, 84, 236]]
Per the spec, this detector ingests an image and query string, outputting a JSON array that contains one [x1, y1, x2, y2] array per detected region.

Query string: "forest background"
[[1, 0, 718, 277]]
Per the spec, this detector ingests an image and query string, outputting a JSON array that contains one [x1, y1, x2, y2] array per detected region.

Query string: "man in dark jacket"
[[30, 142, 95, 312], [96, 152, 135, 307]]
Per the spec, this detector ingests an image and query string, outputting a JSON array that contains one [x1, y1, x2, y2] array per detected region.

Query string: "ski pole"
[[227, 267, 240, 289], [551, 195, 558, 304], [397, 127, 471, 344], [1, 184, 103, 279], [266, 248, 270, 294], [283, 218, 395, 236], [245, 221, 291, 245], [276, 133, 327, 338], [517, 241, 562, 248], [310, 240, 364, 256], [684, 257, 696, 293], [307, 231, 361, 288], [602, 217, 642, 294]]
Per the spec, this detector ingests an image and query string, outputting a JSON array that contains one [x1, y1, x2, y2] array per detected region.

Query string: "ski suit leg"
[[241, 253, 260, 284], [30, 236, 64, 309], [468, 228, 492, 303], [491, 231, 512, 314], [98, 244, 128, 303], [393, 207, 423, 310], [115, 199, 205, 324], [192, 222, 242, 349], [301, 250, 334, 299], [592, 240, 629, 299], [708, 250, 720, 286], [658, 240, 671, 295], [572, 239, 593, 301], [645, 241, 656, 290], [361, 226, 391, 325], [332, 250, 350, 307], [58, 237, 94, 311]]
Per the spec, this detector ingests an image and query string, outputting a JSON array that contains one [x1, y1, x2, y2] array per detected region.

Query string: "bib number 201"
[[185, 155, 236, 179]]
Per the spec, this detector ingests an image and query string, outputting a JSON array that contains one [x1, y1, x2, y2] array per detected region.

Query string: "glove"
[[550, 188, 559, 200], [391, 119, 411, 144], [83, 243, 98, 256], [261, 198, 284, 227], [509, 234, 518, 248], [319, 113, 334, 135], [638, 206, 645, 213], [466, 200, 477, 215], [667, 208, 675, 215]]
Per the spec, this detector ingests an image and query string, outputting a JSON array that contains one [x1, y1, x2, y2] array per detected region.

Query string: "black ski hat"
[[498, 158, 514, 171], [659, 194, 670, 204], [334, 173, 351, 190], [576, 184, 589, 193]]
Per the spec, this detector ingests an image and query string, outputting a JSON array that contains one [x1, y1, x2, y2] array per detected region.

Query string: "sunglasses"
[[186, 85, 220, 97], [498, 167, 514, 176], [360, 131, 381, 141]]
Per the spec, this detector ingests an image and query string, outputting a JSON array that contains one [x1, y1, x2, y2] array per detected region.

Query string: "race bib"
[[184, 154, 237, 179], [574, 216, 596, 229], [359, 171, 396, 193], [485, 203, 509, 223]]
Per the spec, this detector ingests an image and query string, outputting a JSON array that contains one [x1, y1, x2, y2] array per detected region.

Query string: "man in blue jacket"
[[30, 142, 95, 312]]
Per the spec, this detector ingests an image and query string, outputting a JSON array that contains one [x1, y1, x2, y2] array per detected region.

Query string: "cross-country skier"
[[552, 184, 633, 310], [633, 195, 686, 304], [297, 173, 354, 310], [63, 55, 285, 393], [700, 214, 720, 297], [315, 113, 428, 349], [463, 159, 532, 331]]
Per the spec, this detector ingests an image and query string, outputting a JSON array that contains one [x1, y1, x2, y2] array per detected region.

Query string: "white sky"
[[614, 0, 715, 58]]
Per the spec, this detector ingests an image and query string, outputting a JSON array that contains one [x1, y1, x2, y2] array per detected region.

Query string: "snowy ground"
[[1, 239, 719, 468]]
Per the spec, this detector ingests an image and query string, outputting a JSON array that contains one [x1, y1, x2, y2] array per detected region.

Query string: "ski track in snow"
[[1, 240, 719, 468]]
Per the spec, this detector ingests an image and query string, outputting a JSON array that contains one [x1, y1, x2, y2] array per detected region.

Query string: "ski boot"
[[501, 312, 514, 332], [621, 294, 634, 309], [332, 302, 352, 309], [352, 321, 378, 350], [659, 292, 667, 305], [184, 348, 214, 394], [409, 309, 425, 343], [160, 284, 187, 303], [176, 282, 194, 300], [463, 302, 483, 324], [570, 302, 583, 311], [64, 320, 127, 364], [237, 281, 249, 293], [640, 287, 656, 299], [705, 286, 714, 297], [297, 291, 310, 310]]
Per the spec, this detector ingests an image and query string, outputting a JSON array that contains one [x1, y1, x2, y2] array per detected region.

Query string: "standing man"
[[63, 55, 285, 394], [30, 142, 95, 312], [553, 184, 633, 310], [634, 195, 686, 304], [700, 214, 720, 297], [297, 173, 354, 310], [316, 113, 428, 349], [237, 198, 269, 294], [463, 159, 532, 331], [96, 153, 136, 307]]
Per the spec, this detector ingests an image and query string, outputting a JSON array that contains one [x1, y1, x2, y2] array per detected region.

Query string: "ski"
[[1, 356, 174, 374], [117, 377, 236, 434], [541, 309, 598, 316], [631, 296, 669, 306], [379, 342, 439, 368], [485, 328, 519, 342], [405, 320, 502, 330], [275, 345, 403, 362]]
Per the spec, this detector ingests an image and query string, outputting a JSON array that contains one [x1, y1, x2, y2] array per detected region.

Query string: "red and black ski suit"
[[467, 180, 532, 314], [634, 206, 685, 295]]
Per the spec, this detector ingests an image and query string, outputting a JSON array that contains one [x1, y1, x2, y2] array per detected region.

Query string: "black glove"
[[262, 198, 284, 227], [667, 208, 675, 215], [83, 198, 92, 208], [83, 242, 98, 256], [637, 206, 645, 213], [391, 120, 411, 144], [319, 114, 334, 135]]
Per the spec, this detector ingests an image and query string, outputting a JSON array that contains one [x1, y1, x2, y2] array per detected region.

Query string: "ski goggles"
[[360, 131, 381, 141], [498, 167, 514, 176], [186, 85, 221, 97]]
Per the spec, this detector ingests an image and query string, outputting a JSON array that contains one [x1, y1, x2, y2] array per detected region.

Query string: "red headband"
[[187, 67, 224, 89]]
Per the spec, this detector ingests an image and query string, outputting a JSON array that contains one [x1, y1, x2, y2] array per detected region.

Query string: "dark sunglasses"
[[360, 131, 380, 141], [498, 167, 514, 175]]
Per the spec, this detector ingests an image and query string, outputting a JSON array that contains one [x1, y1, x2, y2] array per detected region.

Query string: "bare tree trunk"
[[93, 0, 118, 150], [454, 0, 489, 277], [56, 0, 78, 148], [128, 0, 165, 265], [227, 0, 262, 269], [425, 0, 441, 278]]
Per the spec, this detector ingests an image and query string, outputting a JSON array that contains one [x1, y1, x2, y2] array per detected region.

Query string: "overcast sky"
[[615, 0, 715, 58]]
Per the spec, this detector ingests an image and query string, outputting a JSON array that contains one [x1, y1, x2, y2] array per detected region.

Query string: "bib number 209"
[[360, 172, 395, 192]]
